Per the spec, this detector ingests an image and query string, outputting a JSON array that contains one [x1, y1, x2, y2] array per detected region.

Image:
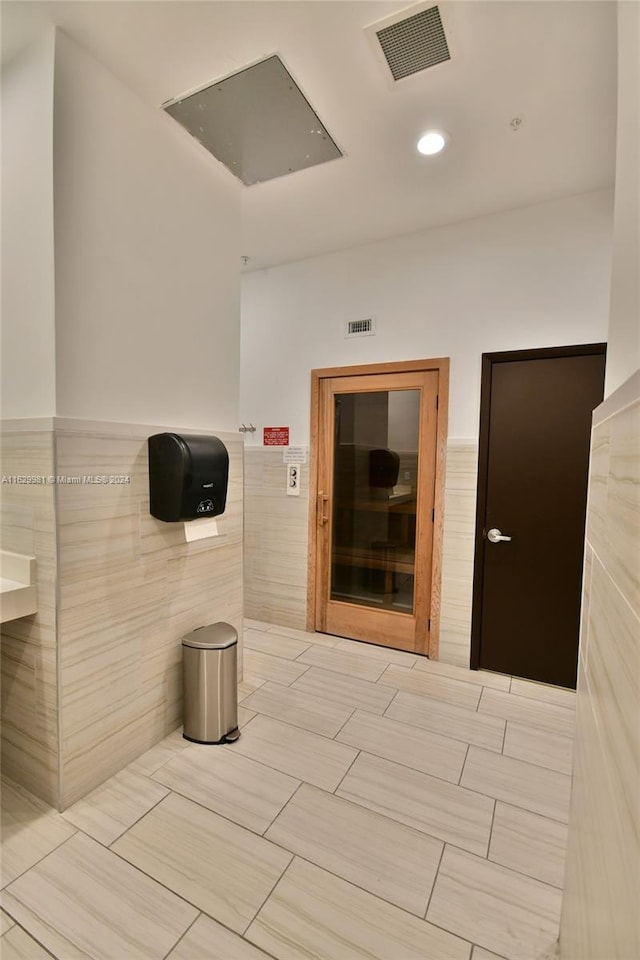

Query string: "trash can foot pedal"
[[182, 727, 240, 745]]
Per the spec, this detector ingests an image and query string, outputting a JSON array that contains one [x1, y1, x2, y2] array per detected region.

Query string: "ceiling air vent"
[[371, 4, 451, 82], [345, 318, 376, 339]]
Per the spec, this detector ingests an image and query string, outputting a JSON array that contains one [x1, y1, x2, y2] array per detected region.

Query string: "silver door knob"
[[487, 527, 512, 543]]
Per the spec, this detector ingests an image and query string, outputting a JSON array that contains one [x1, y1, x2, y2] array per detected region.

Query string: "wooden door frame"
[[307, 357, 450, 659], [470, 342, 607, 670]]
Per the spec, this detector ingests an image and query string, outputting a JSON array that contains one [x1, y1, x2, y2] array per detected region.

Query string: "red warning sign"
[[263, 426, 290, 446]]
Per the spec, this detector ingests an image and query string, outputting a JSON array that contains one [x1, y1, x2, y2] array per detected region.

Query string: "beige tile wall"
[[440, 443, 478, 667], [55, 423, 243, 808], [1, 430, 59, 806], [244, 447, 310, 630], [560, 371, 640, 959], [243, 441, 478, 666], [1, 420, 243, 809]]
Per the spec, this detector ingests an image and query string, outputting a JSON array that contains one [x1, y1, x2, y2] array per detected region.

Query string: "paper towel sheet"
[[184, 517, 219, 542]]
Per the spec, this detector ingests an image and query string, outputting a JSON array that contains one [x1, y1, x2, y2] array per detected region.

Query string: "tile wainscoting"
[[243, 441, 478, 667], [0, 429, 59, 806], [440, 442, 478, 667], [1, 419, 243, 809], [560, 370, 640, 958], [244, 447, 310, 630]]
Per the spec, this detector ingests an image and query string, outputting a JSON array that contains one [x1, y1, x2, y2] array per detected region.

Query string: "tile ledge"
[[593, 367, 640, 426], [1, 417, 240, 441], [1, 417, 55, 433]]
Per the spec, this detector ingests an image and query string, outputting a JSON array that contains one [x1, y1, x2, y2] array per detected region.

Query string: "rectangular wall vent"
[[345, 318, 376, 338], [375, 5, 450, 81]]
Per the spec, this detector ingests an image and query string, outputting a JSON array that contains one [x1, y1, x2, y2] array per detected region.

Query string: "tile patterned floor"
[[1, 619, 575, 960]]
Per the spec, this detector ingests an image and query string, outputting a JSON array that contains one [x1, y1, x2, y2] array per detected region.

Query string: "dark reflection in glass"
[[331, 390, 420, 612]]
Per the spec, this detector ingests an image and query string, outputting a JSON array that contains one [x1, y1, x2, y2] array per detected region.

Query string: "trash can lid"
[[182, 622, 238, 650]]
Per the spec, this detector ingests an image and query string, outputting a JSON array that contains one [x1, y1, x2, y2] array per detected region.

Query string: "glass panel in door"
[[330, 389, 420, 613]]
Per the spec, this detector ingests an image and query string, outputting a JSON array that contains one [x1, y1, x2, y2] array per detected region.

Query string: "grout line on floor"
[[105, 817, 258, 923], [239, 696, 353, 742], [259, 780, 306, 838], [183, 903, 284, 960], [131, 737, 189, 779], [1, 826, 78, 894], [331, 705, 358, 741], [159, 910, 201, 960], [376, 702, 508, 752], [93, 787, 171, 849], [5, 919, 60, 960], [7, 822, 211, 957], [506, 690, 576, 712], [244, 662, 313, 687], [163, 715, 362, 795], [238, 711, 259, 733], [471, 945, 510, 960], [486, 798, 498, 859], [253, 841, 445, 923], [331, 748, 362, 795], [448, 778, 571, 826], [381, 687, 401, 716], [458, 743, 471, 785], [290, 643, 315, 661], [500, 750, 574, 778], [185, 904, 292, 960], [486, 847, 567, 890], [293, 644, 392, 681], [144, 761, 308, 838], [243, 675, 289, 690], [240, 851, 296, 937], [249, 693, 505, 784], [423, 841, 446, 921], [342, 745, 499, 800], [422, 920, 476, 957]]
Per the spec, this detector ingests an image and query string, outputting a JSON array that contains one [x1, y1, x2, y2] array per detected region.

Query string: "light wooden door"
[[313, 367, 441, 654]]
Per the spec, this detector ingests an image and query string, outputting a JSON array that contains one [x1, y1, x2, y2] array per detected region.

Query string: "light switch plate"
[[287, 464, 301, 496]]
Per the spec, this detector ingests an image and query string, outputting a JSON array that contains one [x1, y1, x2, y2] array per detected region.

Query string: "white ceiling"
[[1, 0, 618, 270]]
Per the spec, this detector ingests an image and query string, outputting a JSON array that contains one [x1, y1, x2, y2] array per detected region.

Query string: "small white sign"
[[283, 446, 308, 464]]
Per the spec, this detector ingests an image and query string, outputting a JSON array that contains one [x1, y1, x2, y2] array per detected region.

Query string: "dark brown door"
[[471, 344, 606, 689]]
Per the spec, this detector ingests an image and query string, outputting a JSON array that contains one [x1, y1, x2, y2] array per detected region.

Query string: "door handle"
[[317, 492, 329, 525], [487, 527, 512, 543]]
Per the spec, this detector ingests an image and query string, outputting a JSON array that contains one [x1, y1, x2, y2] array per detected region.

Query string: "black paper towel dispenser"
[[148, 433, 229, 522]]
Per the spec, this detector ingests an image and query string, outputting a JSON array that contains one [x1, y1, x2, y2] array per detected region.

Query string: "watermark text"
[[2, 475, 132, 485]]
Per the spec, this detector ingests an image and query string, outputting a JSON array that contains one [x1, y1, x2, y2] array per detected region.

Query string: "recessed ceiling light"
[[417, 130, 447, 155]]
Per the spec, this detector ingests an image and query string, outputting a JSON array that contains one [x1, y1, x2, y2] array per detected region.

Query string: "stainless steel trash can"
[[182, 622, 239, 744]]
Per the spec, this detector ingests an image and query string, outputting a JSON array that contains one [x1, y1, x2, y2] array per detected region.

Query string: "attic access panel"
[[164, 55, 342, 186]]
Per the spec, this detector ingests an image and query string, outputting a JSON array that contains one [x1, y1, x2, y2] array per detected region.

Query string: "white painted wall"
[[1, 30, 56, 418], [604, 0, 640, 397], [241, 190, 613, 441], [53, 31, 241, 430]]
